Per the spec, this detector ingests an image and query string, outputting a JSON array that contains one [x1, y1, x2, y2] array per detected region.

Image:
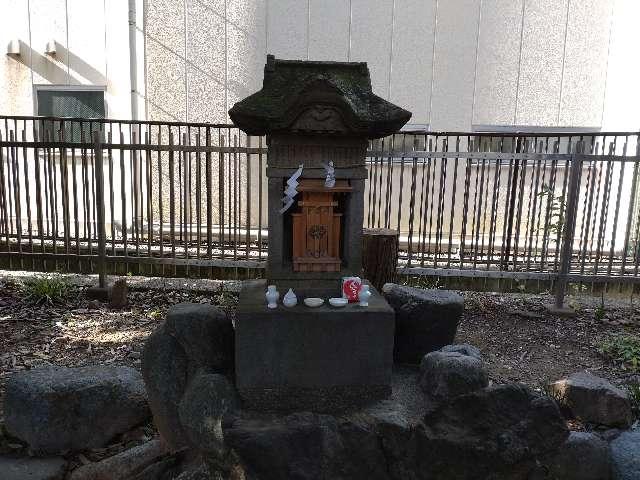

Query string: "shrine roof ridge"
[[229, 55, 411, 139]]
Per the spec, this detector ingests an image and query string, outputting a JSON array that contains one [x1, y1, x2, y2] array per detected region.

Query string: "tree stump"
[[362, 228, 399, 291]]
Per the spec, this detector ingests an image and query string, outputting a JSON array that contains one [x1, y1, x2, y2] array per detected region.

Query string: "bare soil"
[[458, 291, 640, 391]]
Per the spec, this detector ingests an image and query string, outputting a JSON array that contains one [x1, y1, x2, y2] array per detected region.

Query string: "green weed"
[[626, 383, 640, 418], [21, 276, 71, 305], [599, 335, 640, 372]]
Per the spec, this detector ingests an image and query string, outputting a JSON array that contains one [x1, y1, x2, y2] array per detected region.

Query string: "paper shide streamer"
[[279, 164, 304, 214], [323, 161, 335, 188]]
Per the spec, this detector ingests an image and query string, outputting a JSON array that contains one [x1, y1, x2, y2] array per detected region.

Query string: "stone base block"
[[235, 280, 395, 413]]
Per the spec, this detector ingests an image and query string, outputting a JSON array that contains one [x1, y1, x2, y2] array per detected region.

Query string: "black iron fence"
[[1, 116, 639, 303]]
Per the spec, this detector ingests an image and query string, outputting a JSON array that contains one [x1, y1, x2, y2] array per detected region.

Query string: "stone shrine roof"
[[229, 55, 411, 138]]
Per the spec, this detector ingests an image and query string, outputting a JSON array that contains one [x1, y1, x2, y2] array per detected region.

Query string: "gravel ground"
[[458, 290, 640, 390], [0, 270, 638, 465]]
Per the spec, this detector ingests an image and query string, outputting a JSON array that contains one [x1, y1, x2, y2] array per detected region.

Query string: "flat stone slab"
[[235, 280, 395, 412], [0, 456, 67, 480], [5, 365, 149, 454]]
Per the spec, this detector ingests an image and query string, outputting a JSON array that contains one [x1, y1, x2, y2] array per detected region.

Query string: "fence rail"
[[1, 115, 639, 300]]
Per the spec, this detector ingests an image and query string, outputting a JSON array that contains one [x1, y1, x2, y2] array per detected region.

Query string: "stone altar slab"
[[235, 279, 395, 412]]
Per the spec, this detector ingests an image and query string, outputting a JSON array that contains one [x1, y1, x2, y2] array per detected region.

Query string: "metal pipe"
[[128, 0, 138, 120]]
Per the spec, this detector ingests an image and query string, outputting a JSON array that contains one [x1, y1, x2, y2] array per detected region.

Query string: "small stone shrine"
[[229, 55, 411, 412]]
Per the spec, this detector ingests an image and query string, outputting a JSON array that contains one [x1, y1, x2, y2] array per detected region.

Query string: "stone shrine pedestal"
[[235, 280, 394, 412], [229, 55, 411, 413]]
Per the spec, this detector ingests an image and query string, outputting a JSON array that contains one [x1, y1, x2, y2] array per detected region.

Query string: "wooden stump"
[[362, 228, 399, 291]]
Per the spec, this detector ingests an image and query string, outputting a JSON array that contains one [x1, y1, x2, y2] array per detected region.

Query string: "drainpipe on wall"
[[128, 0, 138, 120]]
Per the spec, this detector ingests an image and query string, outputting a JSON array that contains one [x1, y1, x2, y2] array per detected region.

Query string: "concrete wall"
[[143, 0, 638, 132], [1, 0, 638, 132], [0, 0, 136, 120]]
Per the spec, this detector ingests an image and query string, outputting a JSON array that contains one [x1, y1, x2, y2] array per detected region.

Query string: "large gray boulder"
[[222, 383, 569, 480], [548, 372, 633, 428], [416, 384, 569, 479], [543, 432, 611, 480], [419, 345, 488, 402], [382, 284, 463, 364], [0, 456, 67, 480], [610, 430, 640, 480], [4, 366, 149, 454], [224, 411, 389, 480], [142, 303, 234, 451]]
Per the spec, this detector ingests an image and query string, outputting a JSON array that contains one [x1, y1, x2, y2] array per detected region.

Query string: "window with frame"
[[36, 88, 105, 142]]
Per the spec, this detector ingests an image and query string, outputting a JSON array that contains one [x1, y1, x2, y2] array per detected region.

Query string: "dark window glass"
[[36, 89, 105, 142]]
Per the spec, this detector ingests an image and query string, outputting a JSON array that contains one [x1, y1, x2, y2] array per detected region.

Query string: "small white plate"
[[329, 297, 348, 308], [303, 297, 324, 308]]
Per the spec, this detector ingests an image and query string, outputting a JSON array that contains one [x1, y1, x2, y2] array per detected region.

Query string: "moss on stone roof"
[[229, 55, 411, 138]]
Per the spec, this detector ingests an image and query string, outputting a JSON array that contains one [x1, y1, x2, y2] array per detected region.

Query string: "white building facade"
[[1, 0, 639, 132]]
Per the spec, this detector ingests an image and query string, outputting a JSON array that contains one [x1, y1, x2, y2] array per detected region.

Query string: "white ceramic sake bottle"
[[266, 285, 279, 309], [283, 288, 298, 307], [358, 284, 372, 307]]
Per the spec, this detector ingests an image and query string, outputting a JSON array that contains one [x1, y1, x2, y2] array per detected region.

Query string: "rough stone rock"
[[0, 456, 67, 480], [363, 401, 416, 480], [166, 303, 234, 373], [173, 462, 217, 480], [223, 411, 390, 480], [109, 278, 128, 309], [610, 430, 640, 480], [69, 439, 167, 480], [382, 283, 463, 364], [4, 366, 149, 454], [223, 383, 569, 480], [419, 346, 488, 402], [543, 432, 611, 480], [417, 384, 569, 479], [548, 372, 633, 428], [142, 303, 234, 451], [440, 343, 482, 360], [178, 372, 239, 457]]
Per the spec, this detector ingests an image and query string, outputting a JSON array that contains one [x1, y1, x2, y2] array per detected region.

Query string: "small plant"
[[537, 184, 566, 239], [21, 275, 71, 305], [212, 285, 238, 309], [599, 335, 640, 372], [594, 291, 606, 321], [626, 383, 640, 418], [401, 275, 442, 290]]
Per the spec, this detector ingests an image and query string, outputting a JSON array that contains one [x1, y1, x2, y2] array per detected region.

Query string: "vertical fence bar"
[[621, 137, 640, 275], [554, 143, 583, 310], [205, 128, 212, 265], [0, 132, 10, 265], [93, 131, 107, 288], [258, 135, 264, 260], [246, 135, 252, 261], [9, 131, 23, 268]]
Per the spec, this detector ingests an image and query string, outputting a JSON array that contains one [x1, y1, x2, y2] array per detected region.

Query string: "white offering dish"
[[329, 297, 348, 308], [303, 297, 324, 308]]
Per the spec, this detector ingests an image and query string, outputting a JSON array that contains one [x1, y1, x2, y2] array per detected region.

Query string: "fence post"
[[93, 131, 107, 289], [552, 141, 583, 312]]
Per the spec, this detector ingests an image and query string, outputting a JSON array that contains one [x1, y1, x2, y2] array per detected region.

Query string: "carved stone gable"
[[291, 105, 348, 133]]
